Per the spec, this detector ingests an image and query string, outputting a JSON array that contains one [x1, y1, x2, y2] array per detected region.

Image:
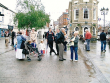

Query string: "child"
[[39, 40, 45, 55], [31, 40, 40, 56], [14, 42, 17, 52]]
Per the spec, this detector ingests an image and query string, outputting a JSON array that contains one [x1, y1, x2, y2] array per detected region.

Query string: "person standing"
[[85, 29, 92, 51], [100, 30, 106, 52], [16, 32, 26, 59], [30, 28, 37, 44], [70, 31, 79, 61], [11, 30, 15, 47], [57, 28, 66, 61], [55, 28, 60, 55], [4, 31, 10, 47], [45, 28, 56, 55]]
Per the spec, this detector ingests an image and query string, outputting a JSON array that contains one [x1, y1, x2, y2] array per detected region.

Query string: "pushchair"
[[25, 42, 42, 61]]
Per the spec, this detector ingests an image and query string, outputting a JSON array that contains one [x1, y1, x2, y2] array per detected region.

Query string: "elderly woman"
[[57, 28, 66, 61], [70, 31, 79, 61], [30, 28, 37, 44], [16, 32, 26, 59]]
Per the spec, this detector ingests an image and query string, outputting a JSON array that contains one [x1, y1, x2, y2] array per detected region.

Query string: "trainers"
[[74, 60, 78, 61]]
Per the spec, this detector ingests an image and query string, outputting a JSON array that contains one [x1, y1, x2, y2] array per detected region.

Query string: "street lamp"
[[100, 7, 109, 30]]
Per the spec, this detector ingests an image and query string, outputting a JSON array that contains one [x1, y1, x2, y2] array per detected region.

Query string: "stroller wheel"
[[38, 56, 42, 61]]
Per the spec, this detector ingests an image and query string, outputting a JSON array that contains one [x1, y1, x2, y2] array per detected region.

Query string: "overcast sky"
[[0, 0, 110, 25]]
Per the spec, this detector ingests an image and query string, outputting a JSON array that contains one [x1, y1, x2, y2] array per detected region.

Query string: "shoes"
[[50, 52, 51, 55], [70, 59, 73, 61], [63, 58, 66, 60], [101, 50, 103, 52], [27, 56, 31, 61], [74, 60, 78, 61], [103, 50, 106, 53], [86, 50, 90, 51], [59, 59, 63, 61]]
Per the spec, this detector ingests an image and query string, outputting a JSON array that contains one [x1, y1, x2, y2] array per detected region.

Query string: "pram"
[[25, 42, 42, 61]]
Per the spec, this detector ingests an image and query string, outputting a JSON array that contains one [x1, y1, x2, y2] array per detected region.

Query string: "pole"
[[104, 11, 105, 30]]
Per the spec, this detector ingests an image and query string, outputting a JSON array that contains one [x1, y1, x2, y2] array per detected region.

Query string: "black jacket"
[[12, 31, 15, 38], [45, 31, 54, 42], [56, 32, 65, 44], [100, 32, 106, 41]]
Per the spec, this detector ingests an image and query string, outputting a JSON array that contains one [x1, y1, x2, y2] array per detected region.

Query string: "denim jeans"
[[70, 46, 78, 60], [86, 39, 90, 50], [101, 40, 106, 51]]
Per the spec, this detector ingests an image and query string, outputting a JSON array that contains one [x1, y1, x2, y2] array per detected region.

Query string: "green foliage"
[[93, 24, 96, 27], [14, 0, 50, 30]]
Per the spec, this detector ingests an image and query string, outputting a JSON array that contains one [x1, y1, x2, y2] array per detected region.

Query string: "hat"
[[32, 28, 35, 30]]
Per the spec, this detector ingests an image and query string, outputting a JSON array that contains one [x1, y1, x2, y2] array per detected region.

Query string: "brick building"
[[58, 12, 68, 28]]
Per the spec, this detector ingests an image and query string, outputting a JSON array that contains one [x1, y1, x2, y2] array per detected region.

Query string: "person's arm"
[[21, 35, 26, 41], [85, 33, 87, 40], [74, 37, 78, 44]]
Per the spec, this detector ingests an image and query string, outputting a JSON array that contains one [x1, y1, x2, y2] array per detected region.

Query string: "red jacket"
[[85, 32, 92, 39]]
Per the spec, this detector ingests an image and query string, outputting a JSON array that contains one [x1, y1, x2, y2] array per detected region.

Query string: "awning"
[[0, 25, 8, 29]]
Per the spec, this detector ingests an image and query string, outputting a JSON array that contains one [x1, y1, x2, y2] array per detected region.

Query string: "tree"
[[14, 0, 50, 30]]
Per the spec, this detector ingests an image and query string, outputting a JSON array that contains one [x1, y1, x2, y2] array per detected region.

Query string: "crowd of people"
[[4, 27, 107, 61]]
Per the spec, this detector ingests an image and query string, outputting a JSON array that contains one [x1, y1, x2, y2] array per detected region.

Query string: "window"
[[93, 9, 96, 20], [75, 27, 79, 31], [83, 0, 89, 2], [84, 8, 89, 19], [74, 9, 79, 20]]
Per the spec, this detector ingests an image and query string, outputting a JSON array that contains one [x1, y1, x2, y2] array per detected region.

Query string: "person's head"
[[28, 40, 31, 44], [32, 28, 35, 32], [33, 40, 35, 43], [61, 28, 66, 35], [56, 28, 60, 33], [49, 28, 52, 32], [102, 30, 104, 32], [19, 31, 22, 35], [74, 31, 79, 36], [41, 40, 43, 43], [16, 42, 17, 45], [11, 29, 13, 32], [85, 29, 88, 33]]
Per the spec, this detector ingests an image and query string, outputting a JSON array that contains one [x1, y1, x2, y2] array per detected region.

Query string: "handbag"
[[22, 49, 29, 54], [69, 37, 75, 46]]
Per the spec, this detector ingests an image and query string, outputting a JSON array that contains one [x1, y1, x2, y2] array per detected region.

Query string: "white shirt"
[[39, 43, 45, 50]]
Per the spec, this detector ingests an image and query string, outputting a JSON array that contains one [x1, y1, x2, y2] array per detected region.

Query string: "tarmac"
[[0, 37, 108, 83]]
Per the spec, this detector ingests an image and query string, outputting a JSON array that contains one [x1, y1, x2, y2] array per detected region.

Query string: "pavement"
[[0, 37, 101, 83], [0, 38, 15, 55], [79, 40, 110, 83]]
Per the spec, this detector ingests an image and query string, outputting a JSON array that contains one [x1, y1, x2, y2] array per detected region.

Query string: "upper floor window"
[[83, 8, 89, 19], [83, 0, 89, 2], [74, 9, 79, 20], [93, 9, 96, 20]]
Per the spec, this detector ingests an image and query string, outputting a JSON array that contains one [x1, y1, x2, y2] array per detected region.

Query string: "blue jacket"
[[17, 34, 26, 49]]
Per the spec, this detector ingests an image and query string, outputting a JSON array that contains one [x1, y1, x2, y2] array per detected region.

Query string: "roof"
[[0, 3, 15, 13]]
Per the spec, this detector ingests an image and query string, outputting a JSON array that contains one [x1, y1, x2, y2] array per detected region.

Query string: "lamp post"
[[100, 7, 109, 30]]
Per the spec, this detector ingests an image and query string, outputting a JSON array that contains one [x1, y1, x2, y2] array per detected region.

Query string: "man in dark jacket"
[[45, 28, 56, 55], [11, 30, 15, 47], [57, 28, 66, 61], [100, 30, 106, 52]]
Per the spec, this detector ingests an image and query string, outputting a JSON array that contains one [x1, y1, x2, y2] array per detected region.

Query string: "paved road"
[[0, 39, 100, 83], [79, 40, 110, 83]]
